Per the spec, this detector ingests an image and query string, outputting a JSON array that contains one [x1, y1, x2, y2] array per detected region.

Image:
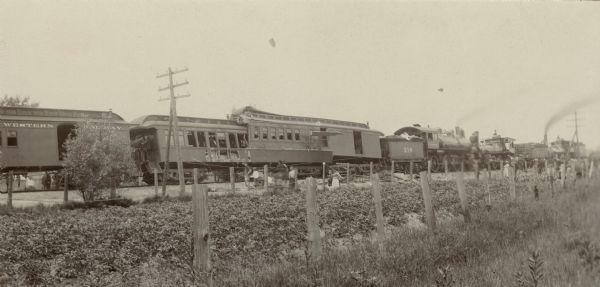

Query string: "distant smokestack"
[[543, 133, 548, 146]]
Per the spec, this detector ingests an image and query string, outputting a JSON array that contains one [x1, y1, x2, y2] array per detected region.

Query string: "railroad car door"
[[353, 131, 363, 155], [57, 124, 76, 160]]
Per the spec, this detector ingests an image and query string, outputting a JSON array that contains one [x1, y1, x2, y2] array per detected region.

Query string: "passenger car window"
[[186, 131, 197, 147], [238, 133, 248, 148], [208, 132, 217, 148], [262, 127, 268, 140], [217, 132, 227, 148], [228, 133, 238, 148], [196, 131, 207, 147], [7, 131, 17, 147]]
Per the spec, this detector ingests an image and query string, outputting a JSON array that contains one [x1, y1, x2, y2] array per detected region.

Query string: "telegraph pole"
[[157, 67, 190, 195], [574, 111, 580, 153], [568, 111, 583, 158]]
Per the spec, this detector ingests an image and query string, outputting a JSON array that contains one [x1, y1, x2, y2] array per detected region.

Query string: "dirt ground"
[[0, 170, 511, 208]]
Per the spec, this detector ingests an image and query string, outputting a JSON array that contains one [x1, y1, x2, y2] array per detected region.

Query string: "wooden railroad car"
[[0, 106, 131, 172], [231, 106, 383, 163], [130, 111, 336, 183]]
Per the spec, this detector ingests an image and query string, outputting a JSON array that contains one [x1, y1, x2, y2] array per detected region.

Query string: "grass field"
[[1, 173, 598, 286]]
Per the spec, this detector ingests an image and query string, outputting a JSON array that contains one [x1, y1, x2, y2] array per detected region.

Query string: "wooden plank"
[[456, 165, 471, 223], [371, 174, 385, 252], [305, 177, 322, 262], [419, 171, 436, 230], [192, 168, 211, 274]]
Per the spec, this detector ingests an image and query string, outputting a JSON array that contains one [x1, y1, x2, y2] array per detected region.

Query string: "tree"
[[61, 120, 136, 201], [0, 95, 39, 107]]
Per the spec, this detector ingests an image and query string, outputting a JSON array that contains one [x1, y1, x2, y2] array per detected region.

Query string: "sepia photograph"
[[1, 1, 599, 286]]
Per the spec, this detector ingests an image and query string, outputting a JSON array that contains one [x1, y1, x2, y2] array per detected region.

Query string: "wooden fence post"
[[444, 159, 449, 175], [369, 162, 374, 180], [487, 161, 492, 179], [371, 174, 385, 252], [322, 162, 326, 190], [264, 165, 269, 191], [390, 160, 395, 182], [419, 171, 436, 230], [305, 177, 322, 262], [244, 166, 249, 186], [590, 160, 595, 179], [549, 170, 555, 197], [346, 162, 351, 184], [456, 163, 471, 223], [410, 161, 414, 180], [63, 173, 69, 202], [229, 167, 235, 194], [192, 168, 211, 277], [560, 163, 566, 190], [427, 160, 432, 179], [474, 160, 480, 181], [153, 168, 158, 195], [484, 166, 491, 208], [7, 171, 13, 210], [509, 166, 517, 201]]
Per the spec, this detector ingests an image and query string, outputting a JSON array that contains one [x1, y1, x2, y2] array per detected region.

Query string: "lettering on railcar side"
[[0, 121, 124, 130], [1, 122, 55, 128]]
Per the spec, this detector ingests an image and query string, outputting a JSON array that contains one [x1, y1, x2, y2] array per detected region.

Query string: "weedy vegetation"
[[0, 175, 599, 286]]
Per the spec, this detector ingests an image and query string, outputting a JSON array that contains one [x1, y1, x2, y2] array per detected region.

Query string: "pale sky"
[[1, 1, 599, 150]]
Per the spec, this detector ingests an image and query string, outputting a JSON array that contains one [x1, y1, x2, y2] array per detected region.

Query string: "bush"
[[61, 198, 135, 210]]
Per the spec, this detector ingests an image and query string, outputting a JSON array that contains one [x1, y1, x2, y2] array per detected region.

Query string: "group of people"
[[501, 158, 591, 181], [243, 162, 345, 191], [245, 162, 298, 190]]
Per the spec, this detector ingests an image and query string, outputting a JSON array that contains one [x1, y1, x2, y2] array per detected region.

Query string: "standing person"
[[329, 169, 343, 190], [275, 161, 288, 192], [251, 168, 260, 187], [288, 166, 298, 191], [503, 161, 510, 178]]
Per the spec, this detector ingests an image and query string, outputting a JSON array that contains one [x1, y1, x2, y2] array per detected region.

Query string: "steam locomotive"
[[380, 125, 515, 173]]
